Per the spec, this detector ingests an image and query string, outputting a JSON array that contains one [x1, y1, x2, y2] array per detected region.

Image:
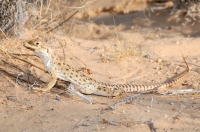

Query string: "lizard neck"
[[35, 48, 53, 72]]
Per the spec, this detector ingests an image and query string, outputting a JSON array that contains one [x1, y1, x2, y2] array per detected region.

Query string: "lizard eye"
[[35, 42, 39, 45]]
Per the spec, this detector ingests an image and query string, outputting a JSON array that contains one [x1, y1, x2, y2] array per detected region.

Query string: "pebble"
[[145, 110, 150, 113], [144, 54, 151, 59], [150, 60, 155, 63], [157, 59, 162, 63], [82, 123, 90, 126], [156, 67, 162, 70], [156, 71, 161, 74]]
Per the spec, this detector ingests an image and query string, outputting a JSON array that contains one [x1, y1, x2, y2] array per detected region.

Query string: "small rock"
[[150, 60, 155, 63], [157, 71, 161, 74], [146, 110, 150, 113], [169, 102, 174, 105], [157, 59, 162, 63], [156, 67, 162, 70], [82, 123, 90, 126], [144, 54, 151, 59]]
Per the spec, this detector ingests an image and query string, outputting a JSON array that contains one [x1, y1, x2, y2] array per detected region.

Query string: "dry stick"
[[10, 53, 37, 56], [1, 58, 55, 90], [72, 119, 84, 132], [0, 66, 40, 86], [103, 118, 156, 132], [47, 11, 78, 33], [46, 11, 78, 33], [16, 72, 25, 86], [108, 93, 144, 110], [1, 59, 67, 91], [1, 59, 27, 74], [145, 118, 157, 132], [0, 67, 21, 80], [33, 10, 53, 29], [24, 4, 43, 29], [44, 0, 52, 15], [68, 14, 76, 35], [43, 8, 75, 28], [34, 8, 55, 29], [4, 23, 15, 33], [53, 37, 66, 60], [157, 89, 200, 95], [39, 0, 43, 18], [1, 59, 38, 80], [22, 14, 33, 29], [15, 72, 39, 89], [47, 0, 75, 25], [28, 2, 57, 29], [23, 15, 32, 28], [73, 56, 87, 69], [0, 28, 12, 43], [66, 0, 96, 9], [10, 54, 47, 73]]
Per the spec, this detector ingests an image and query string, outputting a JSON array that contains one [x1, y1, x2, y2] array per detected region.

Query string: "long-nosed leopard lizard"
[[23, 39, 189, 97]]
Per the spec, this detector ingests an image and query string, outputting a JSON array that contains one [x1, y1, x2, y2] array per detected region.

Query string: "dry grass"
[[101, 40, 136, 63], [0, 0, 78, 37], [0, 0, 27, 36]]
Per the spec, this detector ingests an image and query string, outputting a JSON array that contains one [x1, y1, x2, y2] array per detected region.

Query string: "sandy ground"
[[0, 0, 200, 132]]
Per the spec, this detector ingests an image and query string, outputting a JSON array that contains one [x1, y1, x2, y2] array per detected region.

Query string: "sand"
[[0, 0, 200, 132]]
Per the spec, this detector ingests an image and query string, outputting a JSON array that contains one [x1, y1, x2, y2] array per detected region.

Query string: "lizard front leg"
[[32, 71, 57, 92]]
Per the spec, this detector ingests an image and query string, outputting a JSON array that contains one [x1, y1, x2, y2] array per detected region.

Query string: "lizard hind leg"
[[66, 83, 92, 104], [93, 87, 124, 97]]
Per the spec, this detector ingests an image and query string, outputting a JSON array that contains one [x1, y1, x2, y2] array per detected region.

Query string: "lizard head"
[[23, 40, 47, 51]]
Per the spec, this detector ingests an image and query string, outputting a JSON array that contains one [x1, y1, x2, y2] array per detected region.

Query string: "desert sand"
[[0, 0, 200, 132]]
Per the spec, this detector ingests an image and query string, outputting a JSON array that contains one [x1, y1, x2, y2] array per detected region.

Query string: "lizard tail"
[[101, 56, 189, 93]]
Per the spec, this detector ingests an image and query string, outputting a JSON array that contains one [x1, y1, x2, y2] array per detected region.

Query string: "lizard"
[[23, 39, 189, 97]]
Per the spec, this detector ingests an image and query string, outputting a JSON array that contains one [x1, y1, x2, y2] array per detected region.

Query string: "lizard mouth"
[[23, 43, 35, 51]]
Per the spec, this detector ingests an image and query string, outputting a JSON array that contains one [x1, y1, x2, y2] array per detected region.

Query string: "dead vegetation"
[[0, 0, 27, 36]]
